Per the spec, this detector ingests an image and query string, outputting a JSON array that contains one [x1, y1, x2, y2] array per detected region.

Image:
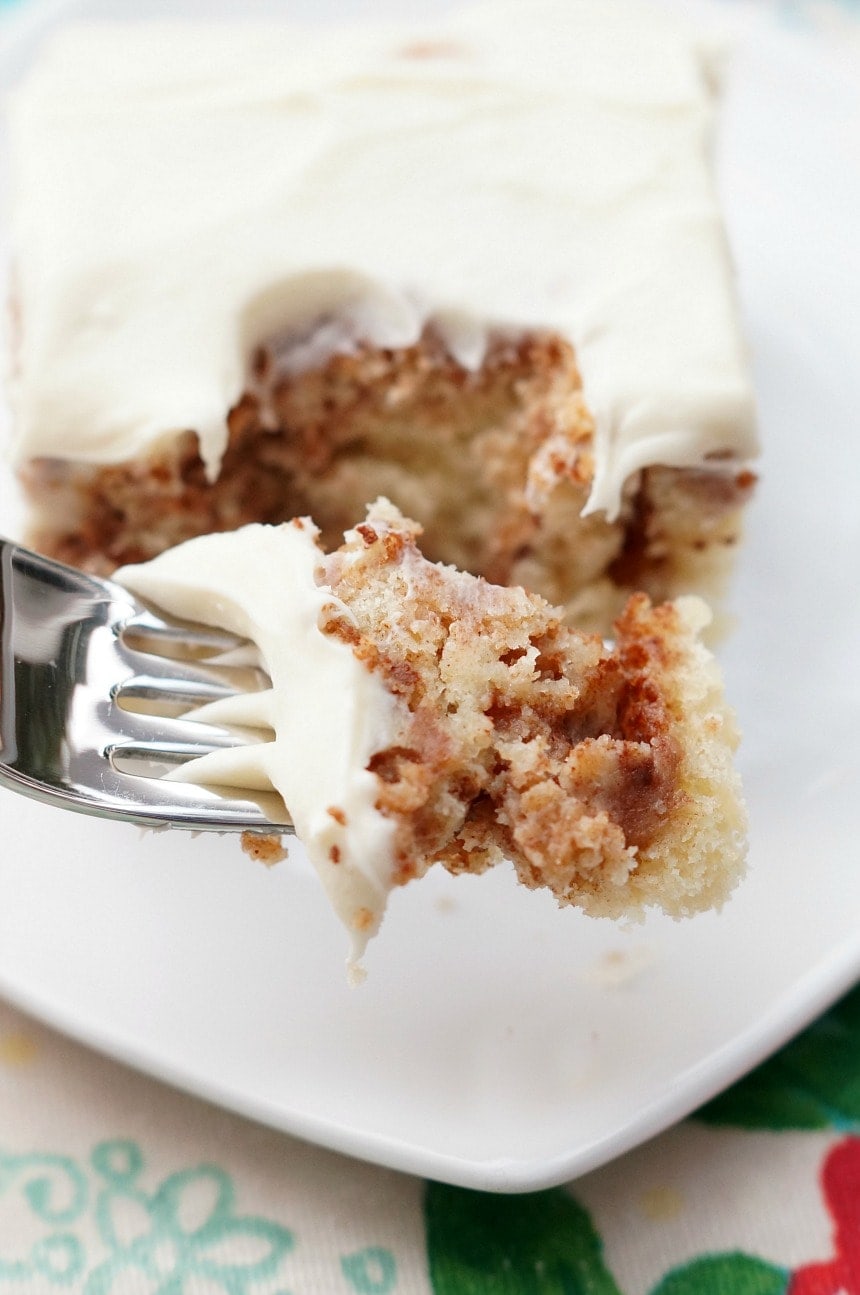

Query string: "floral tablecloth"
[[1, 0, 859, 1290], [1, 987, 860, 1292]]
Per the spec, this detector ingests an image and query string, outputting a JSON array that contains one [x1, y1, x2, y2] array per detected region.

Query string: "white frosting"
[[117, 522, 399, 973], [7, 0, 757, 518]]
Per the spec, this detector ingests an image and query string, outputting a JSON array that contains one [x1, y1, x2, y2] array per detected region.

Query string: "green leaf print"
[[424, 1183, 621, 1295], [649, 1253, 788, 1295], [699, 985, 860, 1130]]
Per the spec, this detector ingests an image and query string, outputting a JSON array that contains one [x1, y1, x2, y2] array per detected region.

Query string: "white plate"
[[0, 1, 858, 1193]]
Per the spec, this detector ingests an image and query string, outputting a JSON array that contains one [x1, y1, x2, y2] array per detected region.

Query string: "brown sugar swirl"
[[321, 502, 746, 920]]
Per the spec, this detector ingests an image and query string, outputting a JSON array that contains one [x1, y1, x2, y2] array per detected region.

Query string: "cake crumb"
[[584, 945, 657, 989], [355, 524, 378, 547], [240, 831, 288, 867]]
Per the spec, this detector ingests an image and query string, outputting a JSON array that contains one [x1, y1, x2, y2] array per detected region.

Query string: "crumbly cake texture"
[[318, 500, 746, 919], [118, 498, 746, 958], [21, 328, 755, 632]]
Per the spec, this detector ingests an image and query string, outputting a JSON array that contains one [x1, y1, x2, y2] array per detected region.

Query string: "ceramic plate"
[[0, 0, 858, 1193]]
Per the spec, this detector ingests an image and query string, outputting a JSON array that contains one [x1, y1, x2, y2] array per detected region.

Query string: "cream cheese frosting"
[[7, 0, 757, 519], [117, 521, 399, 974]]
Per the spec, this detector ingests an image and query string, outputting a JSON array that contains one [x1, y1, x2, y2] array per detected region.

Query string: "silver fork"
[[0, 536, 292, 834]]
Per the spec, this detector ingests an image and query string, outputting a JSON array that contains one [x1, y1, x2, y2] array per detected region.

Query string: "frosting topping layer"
[[118, 522, 399, 973], [8, 0, 757, 517]]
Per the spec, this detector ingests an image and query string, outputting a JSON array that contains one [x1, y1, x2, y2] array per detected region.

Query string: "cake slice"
[[7, 1, 757, 630], [118, 500, 746, 975]]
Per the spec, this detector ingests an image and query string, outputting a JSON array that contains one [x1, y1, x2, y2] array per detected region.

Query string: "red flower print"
[[791, 1137, 860, 1295]]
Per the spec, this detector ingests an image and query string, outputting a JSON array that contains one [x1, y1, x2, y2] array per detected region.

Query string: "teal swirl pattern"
[[0, 1151, 88, 1284], [0, 1137, 399, 1292], [84, 1140, 294, 1294], [0, 1140, 297, 1292]]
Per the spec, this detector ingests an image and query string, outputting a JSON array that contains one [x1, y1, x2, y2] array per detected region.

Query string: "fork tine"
[[108, 732, 258, 767], [121, 606, 245, 655], [116, 673, 239, 712], [0, 537, 292, 834], [39, 763, 291, 832], [112, 640, 269, 724], [114, 642, 268, 693], [102, 706, 257, 751]]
